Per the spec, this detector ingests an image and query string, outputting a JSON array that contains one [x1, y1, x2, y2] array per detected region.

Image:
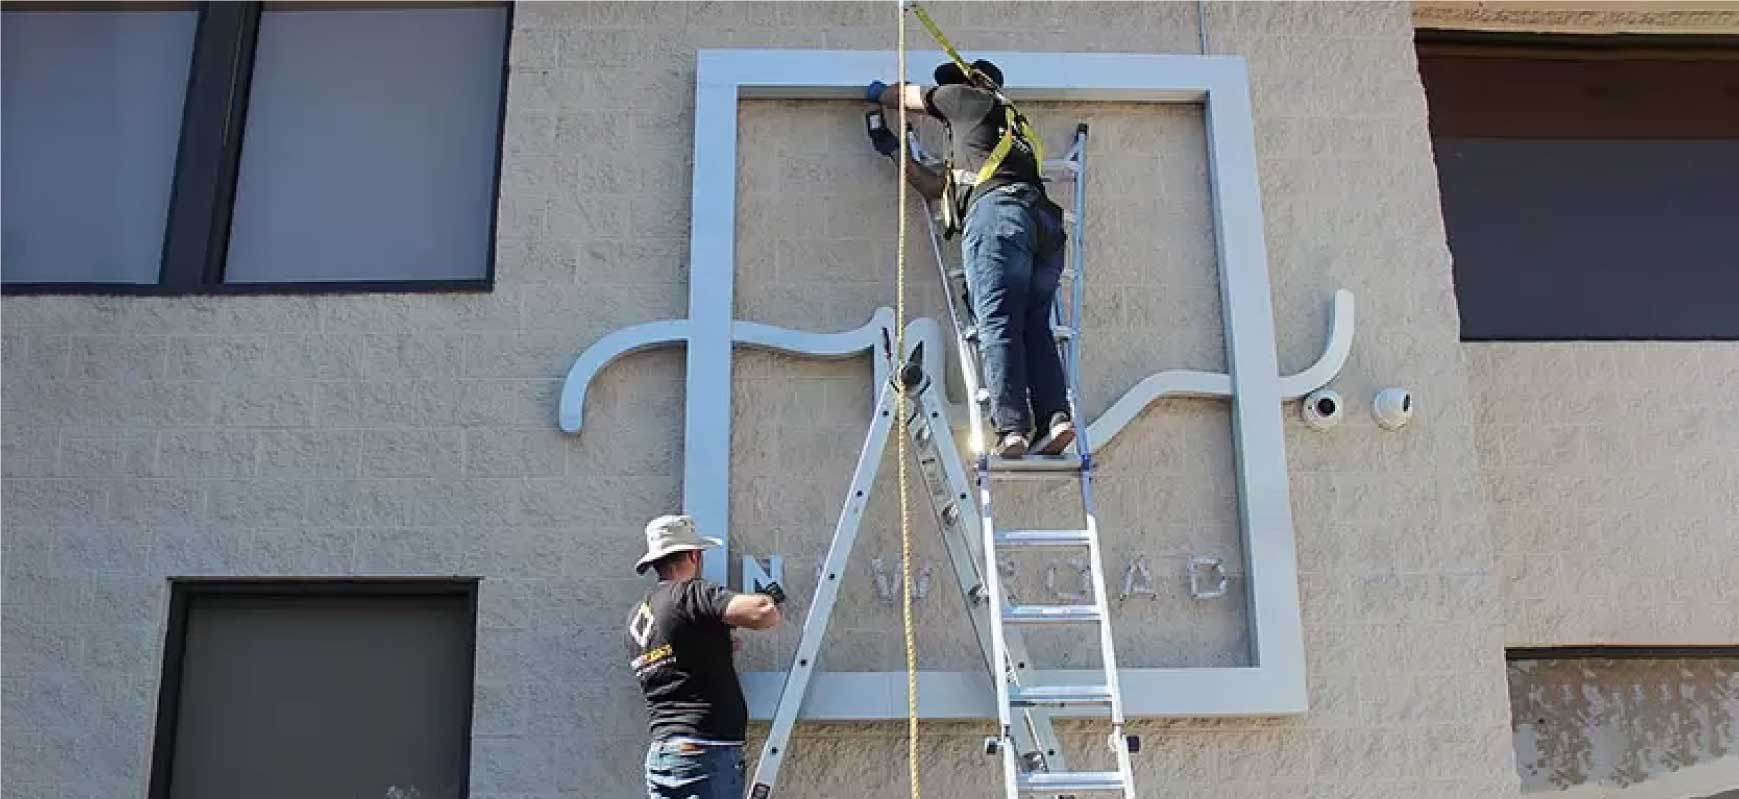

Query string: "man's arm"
[[722, 593, 781, 630], [903, 152, 946, 201], [874, 82, 929, 115]]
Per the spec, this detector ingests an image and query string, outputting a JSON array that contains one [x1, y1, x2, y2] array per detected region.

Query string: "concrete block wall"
[[1, 2, 1528, 797], [1472, 343, 1739, 646]]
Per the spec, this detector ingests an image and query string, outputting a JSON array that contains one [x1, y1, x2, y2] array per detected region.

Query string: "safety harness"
[[909, 2, 1045, 237]]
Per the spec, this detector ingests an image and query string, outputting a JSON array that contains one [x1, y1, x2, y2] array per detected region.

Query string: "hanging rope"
[[894, 3, 921, 799]]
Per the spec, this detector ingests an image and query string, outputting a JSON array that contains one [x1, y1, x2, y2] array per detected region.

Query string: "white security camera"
[[1301, 388, 1343, 431], [1373, 387, 1413, 430]]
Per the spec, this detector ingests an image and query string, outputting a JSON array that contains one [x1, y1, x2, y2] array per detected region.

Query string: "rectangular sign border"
[[686, 49, 1306, 718]]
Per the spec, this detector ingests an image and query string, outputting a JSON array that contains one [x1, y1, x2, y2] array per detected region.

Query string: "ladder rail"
[[921, 201, 989, 457], [746, 382, 900, 798], [1066, 124, 1089, 427], [977, 463, 1022, 798], [1079, 476, 1136, 797], [1060, 123, 1135, 798]]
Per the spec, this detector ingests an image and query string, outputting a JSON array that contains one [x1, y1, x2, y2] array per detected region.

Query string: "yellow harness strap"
[[908, 2, 1045, 188], [975, 106, 1043, 185]]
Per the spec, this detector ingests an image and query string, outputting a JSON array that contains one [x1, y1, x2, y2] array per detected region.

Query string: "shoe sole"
[[1033, 427, 1076, 456], [996, 439, 1029, 458]]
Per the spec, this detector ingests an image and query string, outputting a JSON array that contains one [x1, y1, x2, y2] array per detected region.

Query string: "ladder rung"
[[1009, 684, 1113, 707], [1041, 159, 1080, 175], [994, 529, 1092, 548], [1002, 604, 1101, 624], [986, 456, 1083, 475], [1017, 771, 1126, 793]]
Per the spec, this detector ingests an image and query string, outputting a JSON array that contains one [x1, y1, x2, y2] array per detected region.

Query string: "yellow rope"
[[895, 4, 921, 799]]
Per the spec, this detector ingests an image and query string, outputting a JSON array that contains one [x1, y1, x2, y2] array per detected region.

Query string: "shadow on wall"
[[1510, 656, 1739, 798]]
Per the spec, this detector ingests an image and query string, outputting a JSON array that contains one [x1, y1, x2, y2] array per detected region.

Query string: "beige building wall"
[[1473, 344, 1739, 647], [40, 1, 1739, 796]]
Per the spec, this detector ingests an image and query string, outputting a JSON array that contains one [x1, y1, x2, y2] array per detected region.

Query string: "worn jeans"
[[962, 182, 1069, 435], [645, 740, 745, 799]]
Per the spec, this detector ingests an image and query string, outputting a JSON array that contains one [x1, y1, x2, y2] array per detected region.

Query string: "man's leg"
[[646, 741, 733, 799], [1022, 199, 1064, 424], [1025, 200, 1073, 454], [963, 190, 1038, 441], [718, 745, 746, 799]]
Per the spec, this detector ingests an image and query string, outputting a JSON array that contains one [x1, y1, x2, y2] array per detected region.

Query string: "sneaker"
[[1033, 414, 1076, 456], [994, 432, 1030, 459]]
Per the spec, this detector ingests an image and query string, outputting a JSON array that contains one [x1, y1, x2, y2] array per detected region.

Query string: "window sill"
[[1, 278, 494, 297]]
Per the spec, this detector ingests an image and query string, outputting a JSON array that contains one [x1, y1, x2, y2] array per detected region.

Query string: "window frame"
[[1508, 645, 1739, 661], [1, 1, 513, 296], [146, 577, 481, 799], [1417, 29, 1739, 342]]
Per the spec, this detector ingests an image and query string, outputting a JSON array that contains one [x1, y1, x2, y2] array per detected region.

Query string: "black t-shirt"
[[924, 83, 1043, 207], [625, 578, 746, 741]]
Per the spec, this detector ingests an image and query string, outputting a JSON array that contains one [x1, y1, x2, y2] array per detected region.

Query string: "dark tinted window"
[[152, 582, 477, 799], [1419, 38, 1739, 340]]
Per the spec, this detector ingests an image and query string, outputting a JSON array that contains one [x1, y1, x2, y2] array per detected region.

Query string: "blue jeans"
[[962, 183, 1069, 435], [645, 740, 745, 799]]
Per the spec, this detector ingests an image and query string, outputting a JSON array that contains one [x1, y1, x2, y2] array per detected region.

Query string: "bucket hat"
[[634, 514, 723, 574]]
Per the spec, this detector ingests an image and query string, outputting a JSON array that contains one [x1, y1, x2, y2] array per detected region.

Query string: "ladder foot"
[[983, 736, 1003, 756]]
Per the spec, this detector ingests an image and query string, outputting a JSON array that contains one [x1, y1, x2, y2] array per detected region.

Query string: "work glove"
[[865, 108, 900, 159], [761, 582, 788, 607], [865, 79, 888, 103]]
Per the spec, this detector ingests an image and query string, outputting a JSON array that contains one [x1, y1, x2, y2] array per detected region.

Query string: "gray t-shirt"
[[924, 83, 1043, 207]]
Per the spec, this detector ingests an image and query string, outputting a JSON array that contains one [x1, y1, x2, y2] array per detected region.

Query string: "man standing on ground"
[[626, 514, 782, 799], [867, 59, 1075, 458]]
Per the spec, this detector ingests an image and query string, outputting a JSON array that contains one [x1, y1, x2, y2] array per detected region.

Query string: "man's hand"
[[865, 80, 888, 103], [865, 109, 900, 158], [723, 592, 781, 630]]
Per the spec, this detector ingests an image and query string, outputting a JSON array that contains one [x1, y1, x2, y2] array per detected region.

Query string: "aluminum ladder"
[[745, 340, 1071, 799], [747, 123, 1133, 799], [922, 123, 1139, 798]]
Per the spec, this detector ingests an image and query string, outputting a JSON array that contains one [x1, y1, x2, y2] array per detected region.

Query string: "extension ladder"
[[747, 124, 1136, 799], [936, 124, 1139, 798]]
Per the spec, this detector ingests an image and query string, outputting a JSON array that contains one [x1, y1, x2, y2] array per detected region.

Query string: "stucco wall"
[[1471, 344, 1739, 647], [0, 2, 1525, 797]]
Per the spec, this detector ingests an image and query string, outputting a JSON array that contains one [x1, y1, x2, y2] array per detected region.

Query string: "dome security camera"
[[1301, 388, 1343, 431], [1373, 387, 1413, 430]]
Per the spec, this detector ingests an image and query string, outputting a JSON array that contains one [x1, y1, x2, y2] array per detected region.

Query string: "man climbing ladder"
[[866, 57, 1075, 459], [745, 4, 1138, 798]]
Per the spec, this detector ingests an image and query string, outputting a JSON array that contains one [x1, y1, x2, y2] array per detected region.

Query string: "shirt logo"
[[628, 601, 656, 648]]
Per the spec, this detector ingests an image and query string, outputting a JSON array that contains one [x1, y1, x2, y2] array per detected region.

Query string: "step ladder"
[[746, 123, 1136, 799]]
